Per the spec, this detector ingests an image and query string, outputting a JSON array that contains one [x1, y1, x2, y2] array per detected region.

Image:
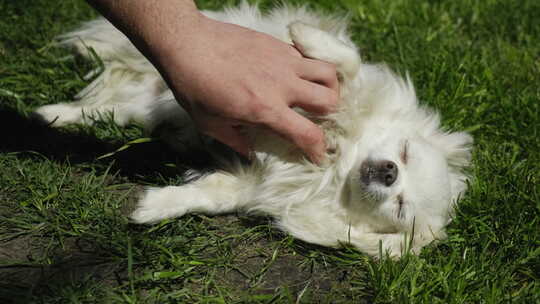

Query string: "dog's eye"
[[397, 194, 405, 219], [400, 140, 409, 164]]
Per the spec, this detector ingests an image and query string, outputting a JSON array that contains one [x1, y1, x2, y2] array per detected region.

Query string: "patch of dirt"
[[196, 215, 361, 301], [216, 241, 354, 298], [0, 236, 123, 303]]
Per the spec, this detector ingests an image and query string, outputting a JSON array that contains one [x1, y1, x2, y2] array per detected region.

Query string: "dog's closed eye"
[[397, 194, 405, 219], [400, 140, 409, 165]]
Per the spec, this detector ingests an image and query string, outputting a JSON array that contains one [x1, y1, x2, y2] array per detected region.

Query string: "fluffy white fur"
[[34, 3, 473, 258]]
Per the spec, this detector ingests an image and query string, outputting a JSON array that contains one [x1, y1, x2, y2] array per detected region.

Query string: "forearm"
[[85, 0, 202, 61]]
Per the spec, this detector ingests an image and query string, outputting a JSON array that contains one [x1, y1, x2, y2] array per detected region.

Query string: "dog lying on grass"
[[34, 3, 472, 258]]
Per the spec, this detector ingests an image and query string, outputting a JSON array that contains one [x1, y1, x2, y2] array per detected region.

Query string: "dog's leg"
[[288, 22, 360, 80], [33, 18, 166, 128], [131, 171, 247, 224], [33, 70, 164, 127]]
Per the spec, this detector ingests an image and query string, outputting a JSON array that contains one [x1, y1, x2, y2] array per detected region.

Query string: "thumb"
[[198, 118, 251, 158], [264, 107, 326, 164]]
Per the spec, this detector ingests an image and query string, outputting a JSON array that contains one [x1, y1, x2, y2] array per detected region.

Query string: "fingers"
[[295, 58, 339, 93], [290, 80, 339, 115], [194, 108, 325, 164], [290, 58, 339, 115], [263, 107, 326, 164]]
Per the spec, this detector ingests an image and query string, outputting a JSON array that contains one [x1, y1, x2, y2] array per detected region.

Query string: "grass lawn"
[[0, 0, 538, 302]]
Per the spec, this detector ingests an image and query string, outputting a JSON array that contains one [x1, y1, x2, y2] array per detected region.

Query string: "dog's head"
[[289, 21, 472, 257], [339, 74, 473, 257], [347, 128, 472, 227]]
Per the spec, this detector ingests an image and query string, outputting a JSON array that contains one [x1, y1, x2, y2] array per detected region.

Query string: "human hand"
[[142, 15, 338, 163], [151, 14, 339, 163]]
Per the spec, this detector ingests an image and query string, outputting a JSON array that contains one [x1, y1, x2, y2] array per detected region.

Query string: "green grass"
[[1, 0, 538, 302]]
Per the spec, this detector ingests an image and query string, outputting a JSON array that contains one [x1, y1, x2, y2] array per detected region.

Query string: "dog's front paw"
[[130, 187, 188, 224], [288, 22, 329, 59], [288, 21, 360, 80]]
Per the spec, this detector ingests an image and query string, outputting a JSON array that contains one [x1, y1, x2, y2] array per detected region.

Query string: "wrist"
[[144, 12, 211, 95], [133, 3, 205, 55], [145, 11, 207, 60], [88, 0, 205, 67]]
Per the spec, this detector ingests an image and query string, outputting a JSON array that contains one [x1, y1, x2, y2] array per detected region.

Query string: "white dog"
[[34, 3, 472, 258]]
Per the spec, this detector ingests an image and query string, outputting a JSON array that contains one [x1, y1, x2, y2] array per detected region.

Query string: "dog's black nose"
[[360, 160, 398, 187], [379, 160, 398, 186]]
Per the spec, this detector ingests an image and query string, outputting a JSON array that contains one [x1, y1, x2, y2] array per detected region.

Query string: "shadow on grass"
[[0, 217, 360, 303], [0, 107, 218, 184], [0, 235, 124, 303], [0, 107, 365, 302]]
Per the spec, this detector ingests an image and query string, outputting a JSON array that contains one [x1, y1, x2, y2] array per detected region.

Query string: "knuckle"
[[230, 86, 268, 121], [247, 99, 276, 125]]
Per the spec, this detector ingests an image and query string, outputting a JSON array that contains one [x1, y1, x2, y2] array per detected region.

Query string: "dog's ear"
[[431, 131, 473, 207], [437, 131, 473, 169], [288, 21, 361, 80]]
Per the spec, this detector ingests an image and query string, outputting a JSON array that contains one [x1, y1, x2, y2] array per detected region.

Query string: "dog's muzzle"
[[360, 160, 398, 187]]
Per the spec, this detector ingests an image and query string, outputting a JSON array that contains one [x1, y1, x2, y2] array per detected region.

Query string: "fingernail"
[[313, 138, 328, 164], [310, 150, 325, 165]]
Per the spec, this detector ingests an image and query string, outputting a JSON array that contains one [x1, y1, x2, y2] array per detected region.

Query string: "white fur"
[[34, 3, 473, 258]]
